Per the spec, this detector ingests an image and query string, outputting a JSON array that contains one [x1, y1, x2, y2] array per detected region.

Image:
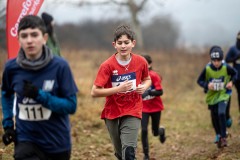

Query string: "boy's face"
[[211, 59, 222, 68], [18, 28, 48, 60], [112, 35, 136, 58]]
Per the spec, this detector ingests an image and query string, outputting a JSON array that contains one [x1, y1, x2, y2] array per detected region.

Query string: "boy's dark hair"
[[141, 55, 152, 64], [41, 12, 53, 26], [236, 31, 240, 49], [18, 15, 47, 35], [237, 31, 240, 39], [41, 12, 56, 44], [114, 24, 135, 42]]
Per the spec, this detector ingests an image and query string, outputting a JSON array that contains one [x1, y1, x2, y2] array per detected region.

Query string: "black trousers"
[[235, 80, 240, 111], [141, 112, 161, 155], [226, 80, 240, 118], [226, 97, 231, 120], [14, 141, 71, 160], [209, 101, 227, 138]]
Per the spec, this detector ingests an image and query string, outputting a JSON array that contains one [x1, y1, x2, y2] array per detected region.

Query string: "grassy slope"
[[0, 50, 240, 160]]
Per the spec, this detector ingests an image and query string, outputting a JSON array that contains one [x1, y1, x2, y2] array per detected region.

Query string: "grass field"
[[0, 49, 240, 160]]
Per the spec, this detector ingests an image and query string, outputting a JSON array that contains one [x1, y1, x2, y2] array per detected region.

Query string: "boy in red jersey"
[[141, 55, 166, 160], [91, 24, 151, 160]]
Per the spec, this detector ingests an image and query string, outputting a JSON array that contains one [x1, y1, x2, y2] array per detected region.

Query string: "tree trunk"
[[128, 0, 144, 49]]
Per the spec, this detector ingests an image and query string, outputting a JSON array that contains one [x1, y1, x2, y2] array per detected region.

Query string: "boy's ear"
[[43, 33, 48, 44], [132, 40, 136, 47], [112, 42, 116, 48]]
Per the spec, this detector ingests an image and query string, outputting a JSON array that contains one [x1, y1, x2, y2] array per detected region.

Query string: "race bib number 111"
[[18, 104, 52, 121]]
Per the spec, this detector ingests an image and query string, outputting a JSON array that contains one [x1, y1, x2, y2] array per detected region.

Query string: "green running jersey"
[[205, 64, 230, 105]]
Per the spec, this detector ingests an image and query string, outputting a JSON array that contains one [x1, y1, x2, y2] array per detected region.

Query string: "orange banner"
[[6, 0, 44, 59]]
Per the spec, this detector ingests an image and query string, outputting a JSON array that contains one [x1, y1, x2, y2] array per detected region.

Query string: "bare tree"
[[0, 0, 7, 29], [74, 0, 164, 49], [0, 0, 6, 49], [111, 0, 148, 49], [56, 17, 179, 51], [0, 0, 166, 49], [123, 0, 147, 49]]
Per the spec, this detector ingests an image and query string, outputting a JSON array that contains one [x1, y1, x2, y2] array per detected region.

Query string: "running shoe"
[[214, 134, 220, 144], [159, 127, 166, 144], [143, 154, 150, 160], [226, 118, 232, 128], [217, 137, 228, 148]]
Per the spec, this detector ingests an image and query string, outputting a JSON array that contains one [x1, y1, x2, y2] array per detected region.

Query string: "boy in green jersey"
[[197, 46, 237, 148]]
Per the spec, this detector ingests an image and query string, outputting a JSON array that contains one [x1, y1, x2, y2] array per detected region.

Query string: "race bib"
[[18, 103, 52, 121], [143, 95, 155, 101], [112, 72, 136, 93], [213, 82, 224, 91]]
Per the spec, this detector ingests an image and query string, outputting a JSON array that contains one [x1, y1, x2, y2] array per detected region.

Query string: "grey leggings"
[[105, 116, 141, 160]]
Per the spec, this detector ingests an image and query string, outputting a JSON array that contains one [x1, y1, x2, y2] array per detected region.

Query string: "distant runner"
[[41, 12, 61, 57], [141, 55, 166, 160], [225, 31, 240, 124], [197, 46, 237, 148]]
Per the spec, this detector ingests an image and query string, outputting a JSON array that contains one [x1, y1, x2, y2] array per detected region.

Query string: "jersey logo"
[[113, 70, 118, 75], [43, 80, 55, 91]]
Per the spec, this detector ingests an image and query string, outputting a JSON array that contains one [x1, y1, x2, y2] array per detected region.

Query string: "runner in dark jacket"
[[225, 31, 240, 124]]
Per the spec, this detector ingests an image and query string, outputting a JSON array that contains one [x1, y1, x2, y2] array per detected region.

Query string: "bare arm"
[[91, 80, 133, 97], [136, 76, 152, 94]]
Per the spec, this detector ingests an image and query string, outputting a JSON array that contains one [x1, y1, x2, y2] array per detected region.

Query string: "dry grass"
[[0, 49, 240, 160]]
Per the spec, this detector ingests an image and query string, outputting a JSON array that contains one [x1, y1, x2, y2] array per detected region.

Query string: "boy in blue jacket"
[[1, 15, 78, 159]]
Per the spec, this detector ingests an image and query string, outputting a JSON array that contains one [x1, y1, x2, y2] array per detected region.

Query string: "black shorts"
[[14, 141, 71, 160]]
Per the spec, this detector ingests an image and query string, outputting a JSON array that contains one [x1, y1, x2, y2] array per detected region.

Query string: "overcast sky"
[[37, 0, 240, 48]]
